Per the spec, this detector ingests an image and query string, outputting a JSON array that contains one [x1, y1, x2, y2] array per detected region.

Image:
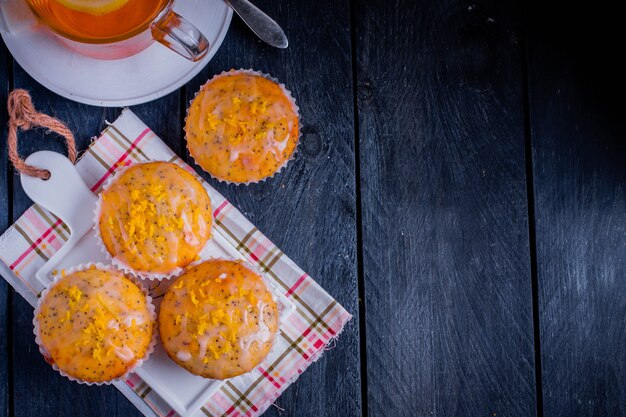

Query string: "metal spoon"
[[224, 0, 288, 49]]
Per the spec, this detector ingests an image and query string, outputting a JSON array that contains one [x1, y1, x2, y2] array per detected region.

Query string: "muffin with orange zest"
[[33, 264, 155, 384], [159, 259, 279, 379], [96, 161, 213, 278], [185, 70, 300, 184]]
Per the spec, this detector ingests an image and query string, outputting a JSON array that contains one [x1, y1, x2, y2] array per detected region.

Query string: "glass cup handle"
[[152, 9, 209, 62]]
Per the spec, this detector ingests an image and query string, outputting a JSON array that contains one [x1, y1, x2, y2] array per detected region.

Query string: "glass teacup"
[[24, 0, 209, 60]]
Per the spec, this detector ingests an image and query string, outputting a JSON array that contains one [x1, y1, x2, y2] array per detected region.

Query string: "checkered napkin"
[[0, 109, 351, 417]]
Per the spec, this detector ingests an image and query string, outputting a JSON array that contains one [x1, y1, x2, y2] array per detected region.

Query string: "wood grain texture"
[[8, 65, 180, 417], [355, 0, 536, 416], [184, 1, 361, 416], [0, 41, 11, 417], [528, 3, 626, 416]]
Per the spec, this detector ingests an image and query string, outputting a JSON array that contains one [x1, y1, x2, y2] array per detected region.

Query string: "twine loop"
[[7, 89, 77, 180]]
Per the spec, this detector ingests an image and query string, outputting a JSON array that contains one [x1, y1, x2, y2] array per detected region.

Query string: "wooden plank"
[[184, 1, 361, 415], [528, 3, 626, 416], [0, 40, 11, 417], [355, 0, 536, 416], [8, 65, 178, 417]]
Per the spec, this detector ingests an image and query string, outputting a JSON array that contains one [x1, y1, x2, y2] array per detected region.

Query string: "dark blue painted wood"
[[0, 41, 11, 417], [355, 0, 537, 416], [528, 2, 626, 416], [184, 1, 361, 416]]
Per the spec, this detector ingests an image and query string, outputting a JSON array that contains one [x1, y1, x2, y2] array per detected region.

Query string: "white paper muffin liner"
[[93, 162, 214, 281], [32, 262, 157, 386], [184, 69, 302, 186], [159, 257, 282, 379]]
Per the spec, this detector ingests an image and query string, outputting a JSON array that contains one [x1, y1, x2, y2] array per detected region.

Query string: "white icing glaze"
[[256, 303, 271, 343], [122, 313, 146, 327], [114, 345, 135, 363], [198, 335, 210, 359]]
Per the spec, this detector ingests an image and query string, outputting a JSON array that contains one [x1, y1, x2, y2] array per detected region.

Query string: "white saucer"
[[0, 0, 232, 107]]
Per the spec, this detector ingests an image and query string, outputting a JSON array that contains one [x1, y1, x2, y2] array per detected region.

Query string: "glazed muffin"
[[34, 265, 155, 383], [185, 70, 300, 183], [159, 260, 279, 379], [97, 161, 213, 276]]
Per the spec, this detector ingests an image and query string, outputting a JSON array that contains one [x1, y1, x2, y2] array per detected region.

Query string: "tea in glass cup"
[[24, 0, 209, 60]]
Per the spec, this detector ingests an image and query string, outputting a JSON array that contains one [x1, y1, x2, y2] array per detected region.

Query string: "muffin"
[[97, 161, 213, 277], [159, 259, 279, 379], [185, 70, 300, 183], [34, 264, 155, 384]]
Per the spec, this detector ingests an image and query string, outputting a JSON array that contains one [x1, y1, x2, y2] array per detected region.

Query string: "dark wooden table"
[[1, 1, 625, 416]]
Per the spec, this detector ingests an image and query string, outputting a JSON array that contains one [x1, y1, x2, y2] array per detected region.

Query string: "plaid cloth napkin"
[[0, 109, 351, 417]]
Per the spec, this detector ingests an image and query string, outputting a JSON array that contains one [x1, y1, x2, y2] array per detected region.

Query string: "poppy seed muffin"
[[185, 70, 300, 183], [97, 161, 213, 277], [159, 260, 279, 379], [34, 265, 154, 383]]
